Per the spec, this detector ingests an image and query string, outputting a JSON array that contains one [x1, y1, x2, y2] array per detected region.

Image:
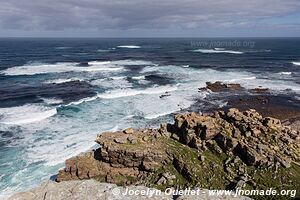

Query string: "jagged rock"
[[215, 133, 237, 151], [156, 176, 168, 185], [232, 128, 241, 138], [54, 108, 299, 198], [250, 87, 269, 93], [236, 144, 262, 166], [127, 135, 138, 144], [199, 155, 205, 162], [275, 156, 291, 168], [205, 81, 243, 92], [155, 172, 176, 185], [115, 137, 127, 144], [57, 130, 168, 184], [263, 117, 281, 128], [123, 128, 134, 134]]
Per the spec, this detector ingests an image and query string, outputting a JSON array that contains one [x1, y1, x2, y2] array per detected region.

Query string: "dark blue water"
[[0, 38, 300, 198]]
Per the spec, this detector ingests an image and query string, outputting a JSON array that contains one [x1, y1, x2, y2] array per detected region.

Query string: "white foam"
[[2, 61, 300, 199], [97, 49, 111, 52], [109, 125, 119, 132], [117, 45, 141, 49], [134, 84, 200, 120], [64, 95, 99, 106], [41, 98, 63, 105], [132, 75, 145, 80], [214, 48, 225, 51], [111, 60, 154, 65], [97, 85, 178, 99], [43, 78, 83, 84], [0, 104, 57, 125], [182, 65, 190, 68], [88, 61, 111, 65], [2, 62, 123, 76], [144, 110, 177, 119], [122, 115, 135, 120], [42, 142, 96, 167], [111, 76, 126, 80], [55, 47, 72, 50], [226, 76, 256, 82], [278, 72, 292, 75], [140, 66, 158, 73], [192, 49, 244, 54], [91, 77, 132, 89], [292, 61, 300, 66]]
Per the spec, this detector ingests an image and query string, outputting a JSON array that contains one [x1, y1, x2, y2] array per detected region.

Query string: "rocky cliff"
[[54, 108, 300, 199]]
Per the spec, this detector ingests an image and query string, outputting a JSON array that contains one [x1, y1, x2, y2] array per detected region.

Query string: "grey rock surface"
[[8, 180, 171, 200], [8, 180, 252, 200], [176, 188, 252, 200]]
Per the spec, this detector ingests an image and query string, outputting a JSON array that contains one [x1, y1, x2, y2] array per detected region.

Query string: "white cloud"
[[0, 0, 299, 36]]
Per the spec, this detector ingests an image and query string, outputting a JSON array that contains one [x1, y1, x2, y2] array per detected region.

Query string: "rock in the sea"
[[249, 87, 269, 94], [205, 81, 243, 92]]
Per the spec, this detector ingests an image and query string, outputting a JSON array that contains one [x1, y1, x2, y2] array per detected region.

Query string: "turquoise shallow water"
[[0, 38, 300, 198]]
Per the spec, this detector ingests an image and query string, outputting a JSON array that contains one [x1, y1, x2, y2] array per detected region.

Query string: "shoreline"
[[5, 81, 300, 196]]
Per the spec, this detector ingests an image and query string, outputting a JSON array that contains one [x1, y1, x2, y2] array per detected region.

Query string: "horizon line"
[[1, 36, 300, 39]]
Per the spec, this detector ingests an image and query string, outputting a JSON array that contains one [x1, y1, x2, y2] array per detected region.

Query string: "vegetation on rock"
[[56, 108, 300, 199]]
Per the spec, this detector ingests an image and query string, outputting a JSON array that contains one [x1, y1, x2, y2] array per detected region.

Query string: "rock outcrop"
[[8, 180, 251, 200], [173, 108, 300, 168], [204, 81, 243, 92], [55, 108, 300, 198]]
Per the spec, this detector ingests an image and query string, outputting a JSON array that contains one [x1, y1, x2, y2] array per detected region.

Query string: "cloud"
[[0, 0, 299, 35]]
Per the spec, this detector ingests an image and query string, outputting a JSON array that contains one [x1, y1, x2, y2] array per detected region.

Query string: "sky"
[[0, 0, 299, 37]]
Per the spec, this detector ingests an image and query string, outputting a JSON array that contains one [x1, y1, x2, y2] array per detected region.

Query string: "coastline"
[[8, 82, 300, 200]]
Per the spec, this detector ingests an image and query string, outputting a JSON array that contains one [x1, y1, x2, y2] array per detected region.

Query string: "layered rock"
[[57, 128, 169, 184], [173, 108, 300, 168], [56, 108, 300, 197]]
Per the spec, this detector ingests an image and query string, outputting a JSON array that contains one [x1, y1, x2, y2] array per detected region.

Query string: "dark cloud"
[[0, 0, 299, 36]]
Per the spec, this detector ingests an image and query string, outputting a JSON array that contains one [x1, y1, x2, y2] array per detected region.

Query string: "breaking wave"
[[97, 85, 178, 99], [2, 62, 123, 76], [0, 104, 57, 125], [292, 61, 300, 66], [192, 49, 244, 54], [117, 45, 141, 49], [43, 78, 83, 84]]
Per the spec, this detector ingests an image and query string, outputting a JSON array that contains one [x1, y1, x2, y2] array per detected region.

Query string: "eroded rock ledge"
[[56, 108, 300, 196]]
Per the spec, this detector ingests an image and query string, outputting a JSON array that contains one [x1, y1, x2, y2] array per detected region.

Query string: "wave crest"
[[292, 62, 300, 66], [117, 45, 141, 49], [98, 85, 178, 99], [0, 104, 57, 125], [192, 49, 243, 54], [1, 62, 123, 76]]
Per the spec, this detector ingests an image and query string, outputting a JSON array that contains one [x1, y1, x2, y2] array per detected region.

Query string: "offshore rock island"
[[10, 104, 300, 199]]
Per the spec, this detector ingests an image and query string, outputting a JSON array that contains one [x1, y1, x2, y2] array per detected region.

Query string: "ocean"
[[0, 38, 300, 198]]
